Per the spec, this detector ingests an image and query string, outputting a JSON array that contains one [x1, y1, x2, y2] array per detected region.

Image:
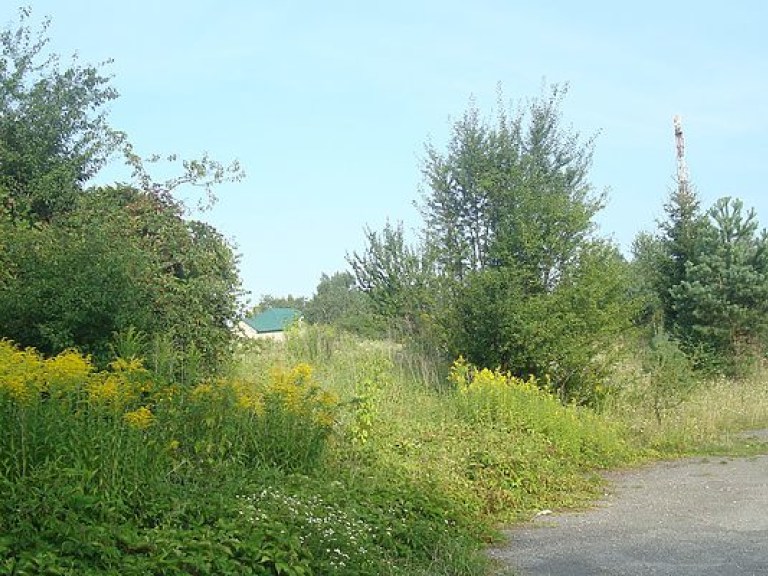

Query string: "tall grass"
[[239, 327, 640, 522], [607, 367, 768, 454]]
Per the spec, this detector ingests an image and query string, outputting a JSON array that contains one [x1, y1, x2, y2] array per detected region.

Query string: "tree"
[[449, 241, 633, 401], [348, 221, 435, 324], [349, 86, 633, 401], [0, 8, 123, 221], [420, 85, 603, 290], [670, 197, 768, 363], [654, 183, 712, 337], [0, 185, 244, 371], [347, 220, 446, 351], [417, 85, 629, 400], [640, 174, 768, 372], [0, 12, 244, 375], [249, 294, 308, 316], [629, 231, 668, 329], [303, 271, 378, 333], [420, 101, 495, 279], [0, 215, 154, 357]]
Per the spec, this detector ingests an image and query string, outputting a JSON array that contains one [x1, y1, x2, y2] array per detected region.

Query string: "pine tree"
[[671, 197, 768, 362]]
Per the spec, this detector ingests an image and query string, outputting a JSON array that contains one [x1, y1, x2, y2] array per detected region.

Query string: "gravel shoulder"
[[490, 432, 768, 576]]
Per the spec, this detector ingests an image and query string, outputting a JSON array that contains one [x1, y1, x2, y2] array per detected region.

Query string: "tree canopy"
[[0, 8, 123, 222], [0, 10, 243, 375], [351, 85, 635, 402], [420, 85, 603, 290]]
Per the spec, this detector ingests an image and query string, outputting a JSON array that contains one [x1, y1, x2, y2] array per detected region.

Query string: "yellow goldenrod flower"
[[109, 357, 146, 373], [43, 349, 93, 398], [2, 376, 34, 405], [87, 375, 121, 406], [266, 367, 305, 414], [315, 410, 336, 428], [229, 379, 266, 415], [45, 349, 93, 377], [318, 390, 338, 408], [190, 382, 215, 401], [290, 363, 313, 383], [153, 384, 178, 403], [123, 406, 154, 429]]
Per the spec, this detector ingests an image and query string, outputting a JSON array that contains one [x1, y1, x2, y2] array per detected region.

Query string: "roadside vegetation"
[[2, 9, 768, 575], [3, 329, 767, 575]]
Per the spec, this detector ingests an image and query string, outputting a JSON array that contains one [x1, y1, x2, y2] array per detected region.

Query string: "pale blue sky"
[[18, 1, 768, 301]]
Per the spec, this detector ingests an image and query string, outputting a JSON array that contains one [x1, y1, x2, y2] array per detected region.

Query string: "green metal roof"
[[243, 307, 301, 333]]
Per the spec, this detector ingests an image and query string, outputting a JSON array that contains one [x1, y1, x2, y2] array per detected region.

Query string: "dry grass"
[[607, 367, 768, 455]]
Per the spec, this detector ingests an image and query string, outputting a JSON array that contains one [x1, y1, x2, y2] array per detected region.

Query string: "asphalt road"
[[490, 435, 768, 575]]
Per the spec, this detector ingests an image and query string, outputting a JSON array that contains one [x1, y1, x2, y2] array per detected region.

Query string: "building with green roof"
[[238, 307, 302, 340]]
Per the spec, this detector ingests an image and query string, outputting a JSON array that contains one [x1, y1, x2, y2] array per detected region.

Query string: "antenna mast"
[[673, 114, 690, 198]]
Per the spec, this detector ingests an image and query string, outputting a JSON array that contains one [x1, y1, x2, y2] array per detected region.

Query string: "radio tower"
[[673, 115, 691, 200]]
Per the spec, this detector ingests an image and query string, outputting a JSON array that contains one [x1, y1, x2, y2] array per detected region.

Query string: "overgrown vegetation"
[[0, 336, 488, 575], [349, 85, 637, 404], [0, 9, 244, 372], [2, 8, 768, 576], [4, 326, 768, 574]]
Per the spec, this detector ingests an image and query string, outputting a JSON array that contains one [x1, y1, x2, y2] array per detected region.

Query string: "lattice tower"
[[673, 115, 690, 197]]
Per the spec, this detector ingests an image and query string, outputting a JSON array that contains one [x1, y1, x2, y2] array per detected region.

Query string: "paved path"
[[490, 435, 768, 575]]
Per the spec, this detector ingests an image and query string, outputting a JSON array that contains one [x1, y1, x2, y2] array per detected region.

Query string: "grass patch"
[[606, 364, 768, 456], [238, 327, 641, 523]]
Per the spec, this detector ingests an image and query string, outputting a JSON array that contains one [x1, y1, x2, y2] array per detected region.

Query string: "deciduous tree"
[[0, 11, 244, 374], [354, 86, 634, 401], [0, 8, 122, 221]]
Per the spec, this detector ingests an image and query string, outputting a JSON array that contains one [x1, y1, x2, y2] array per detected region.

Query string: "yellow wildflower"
[[153, 384, 179, 403], [0, 343, 44, 399], [241, 392, 266, 415], [290, 363, 313, 383], [317, 390, 338, 408], [45, 349, 92, 377], [311, 390, 338, 428], [44, 349, 93, 398], [229, 379, 266, 415], [191, 382, 215, 398], [109, 357, 146, 373], [2, 376, 34, 405], [123, 406, 154, 429], [87, 375, 121, 406], [315, 410, 336, 428], [267, 367, 304, 413]]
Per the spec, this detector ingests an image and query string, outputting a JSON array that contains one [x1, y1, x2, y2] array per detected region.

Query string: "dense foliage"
[[634, 184, 768, 373], [302, 271, 384, 336], [347, 84, 768, 391], [350, 86, 636, 402], [0, 9, 122, 222], [0, 10, 243, 373]]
